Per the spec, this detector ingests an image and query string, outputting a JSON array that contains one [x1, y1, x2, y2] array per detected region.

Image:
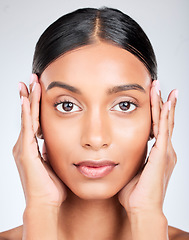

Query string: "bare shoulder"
[[169, 226, 189, 240], [0, 225, 188, 240], [0, 225, 23, 240]]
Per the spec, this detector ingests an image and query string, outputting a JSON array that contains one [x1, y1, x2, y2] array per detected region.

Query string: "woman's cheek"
[[42, 118, 77, 160], [113, 109, 151, 141], [114, 111, 151, 158], [40, 103, 73, 162], [113, 115, 151, 183]]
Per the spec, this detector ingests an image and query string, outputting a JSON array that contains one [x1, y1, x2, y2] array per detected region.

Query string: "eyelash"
[[54, 99, 81, 114], [112, 100, 138, 113], [54, 99, 138, 114]]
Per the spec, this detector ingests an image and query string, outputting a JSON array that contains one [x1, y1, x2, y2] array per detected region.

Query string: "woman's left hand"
[[118, 80, 178, 221]]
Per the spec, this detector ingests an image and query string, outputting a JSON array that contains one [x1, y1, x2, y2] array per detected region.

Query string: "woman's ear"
[[148, 127, 154, 141], [37, 127, 44, 139]]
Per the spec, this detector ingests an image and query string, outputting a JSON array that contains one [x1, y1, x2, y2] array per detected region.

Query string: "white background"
[[0, 0, 189, 232]]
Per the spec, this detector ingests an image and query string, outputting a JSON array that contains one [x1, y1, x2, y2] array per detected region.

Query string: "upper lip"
[[74, 160, 118, 167]]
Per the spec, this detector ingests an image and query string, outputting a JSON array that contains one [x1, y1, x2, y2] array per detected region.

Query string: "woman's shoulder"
[[0, 225, 189, 240], [0, 225, 22, 240], [168, 226, 189, 240]]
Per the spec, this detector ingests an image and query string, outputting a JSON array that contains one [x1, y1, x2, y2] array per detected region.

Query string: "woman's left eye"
[[111, 101, 137, 113], [55, 101, 80, 113]]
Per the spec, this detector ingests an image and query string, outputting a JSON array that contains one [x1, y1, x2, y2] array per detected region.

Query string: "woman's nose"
[[80, 110, 112, 151]]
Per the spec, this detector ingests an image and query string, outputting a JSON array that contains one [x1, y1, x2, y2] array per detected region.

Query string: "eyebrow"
[[46, 81, 145, 94], [107, 84, 145, 94], [46, 81, 81, 94]]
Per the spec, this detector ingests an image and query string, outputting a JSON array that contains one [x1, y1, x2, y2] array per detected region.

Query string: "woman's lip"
[[73, 160, 118, 179], [74, 160, 118, 167]]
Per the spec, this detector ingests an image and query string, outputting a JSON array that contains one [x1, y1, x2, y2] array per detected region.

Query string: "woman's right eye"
[[55, 101, 81, 113]]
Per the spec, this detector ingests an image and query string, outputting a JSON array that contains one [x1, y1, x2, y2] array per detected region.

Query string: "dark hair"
[[32, 7, 157, 80]]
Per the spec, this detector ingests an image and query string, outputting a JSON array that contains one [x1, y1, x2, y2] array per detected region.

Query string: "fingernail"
[[156, 80, 160, 90], [32, 82, 36, 92], [18, 82, 22, 92], [168, 101, 171, 111], [175, 89, 178, 99], [20, 96, 24, 105], [30, 74, 35, 85]]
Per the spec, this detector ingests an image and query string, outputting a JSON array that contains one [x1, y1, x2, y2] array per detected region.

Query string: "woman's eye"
[[55, 101, 80, 113], [112, 101, 137, 113]]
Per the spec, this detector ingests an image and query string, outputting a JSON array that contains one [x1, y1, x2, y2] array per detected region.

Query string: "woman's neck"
[[58, 190, 130, 240]]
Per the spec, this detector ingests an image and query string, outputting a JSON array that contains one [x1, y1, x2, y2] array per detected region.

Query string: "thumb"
[[118, 173, 141, 207]]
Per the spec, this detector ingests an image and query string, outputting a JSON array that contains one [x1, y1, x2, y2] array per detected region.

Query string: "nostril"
[[85, 144, 91, 148], [84, 143, 108, 150], [102, 143, 108, 148]]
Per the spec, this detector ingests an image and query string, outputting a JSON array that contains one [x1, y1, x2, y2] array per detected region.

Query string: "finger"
[[155, 100, 171, 153], [30, 80, 41, 134], [19, 82, 29, 98], [29, 74, 39, 93], [14, 83, 30, 159], [151, 80, 161, 138], [160, 93, 163, 111], [29, 74, 39, 106], [167, 89, 178, 138], [21, 96, 35, 146]]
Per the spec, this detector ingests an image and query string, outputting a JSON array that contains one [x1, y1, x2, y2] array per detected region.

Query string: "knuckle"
[[166, 128, 169, 135], [171, 121, 175, 129], [173, 151, 177, 165], [21, 123, 26, 132], [12, 144, 17, 158], [12, 138, 21, 160], [173, 99, 177, 108], [15, 152, 27, 166], [169, 149, 177, 166], [21, 111, 23, 121], [12, 141, 25, 166]]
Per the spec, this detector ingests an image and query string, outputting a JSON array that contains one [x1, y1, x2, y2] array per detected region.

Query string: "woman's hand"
[[13, 74, 67, 209], [118, 80, 178, 239]]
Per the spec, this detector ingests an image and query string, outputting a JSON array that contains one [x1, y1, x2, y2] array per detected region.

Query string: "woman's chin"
[[66, 182, 121, 200]]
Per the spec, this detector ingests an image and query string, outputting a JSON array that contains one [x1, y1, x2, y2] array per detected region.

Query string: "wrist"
[[23, 206, 59, 240], [129, 211, 168, 240], [23, 204, 59, 218]]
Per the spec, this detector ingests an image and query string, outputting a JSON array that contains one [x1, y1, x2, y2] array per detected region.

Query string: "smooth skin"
[[0, 42, 189, 240]]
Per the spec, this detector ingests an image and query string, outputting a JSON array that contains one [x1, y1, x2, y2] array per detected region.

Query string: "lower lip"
[[75, 165, 116, 179]]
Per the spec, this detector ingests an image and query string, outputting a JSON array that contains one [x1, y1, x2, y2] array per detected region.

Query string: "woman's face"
[[40, 42, 152, 200]]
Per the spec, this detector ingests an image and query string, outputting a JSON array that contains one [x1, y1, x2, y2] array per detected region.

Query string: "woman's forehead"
[[40, 42, 151, 91]]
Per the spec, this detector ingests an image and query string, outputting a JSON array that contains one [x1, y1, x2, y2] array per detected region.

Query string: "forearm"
[[22, 206, 59, 240], [129, 212, 169, 240]]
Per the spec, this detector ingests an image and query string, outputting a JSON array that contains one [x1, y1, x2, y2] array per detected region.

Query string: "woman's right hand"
[[13, 74, 67, 209]]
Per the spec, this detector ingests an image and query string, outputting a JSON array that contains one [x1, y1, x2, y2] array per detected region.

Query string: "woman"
[[0, 7, 188, 240]]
